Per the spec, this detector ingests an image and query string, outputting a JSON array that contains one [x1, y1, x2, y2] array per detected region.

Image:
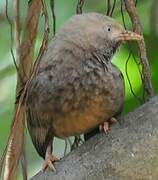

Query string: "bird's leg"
[[71, 135, 83, 151], [42, 140, 59, 171], [99, 117, 118, 134]]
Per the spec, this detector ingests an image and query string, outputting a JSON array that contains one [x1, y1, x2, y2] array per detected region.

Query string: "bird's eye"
[[103, 26, 112, 33], [107, 27, 111, 32]]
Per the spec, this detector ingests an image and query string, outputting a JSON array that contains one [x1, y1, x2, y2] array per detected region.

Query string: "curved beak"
[[117, 31, 143, 42]]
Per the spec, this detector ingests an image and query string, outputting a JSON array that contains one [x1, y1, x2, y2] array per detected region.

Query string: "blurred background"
[[0, 0, 158, 179]]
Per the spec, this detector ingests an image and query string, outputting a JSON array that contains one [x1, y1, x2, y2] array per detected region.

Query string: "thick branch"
[[31, 96, 158, 180]]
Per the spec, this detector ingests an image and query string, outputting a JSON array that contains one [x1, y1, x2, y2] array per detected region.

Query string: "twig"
[[33, 0, 49, 75], [125, 52, 143, 104], [120, 0, 144, 104], [124, 0, 154, 100], [50, 0, 56, 36], [5, 0, 19, 73], [135, 0, 138, 6], [106, 0, 111, 16], [109, 0, 116, 17], [131, 54, 145, 101], [76, 0, 84, 14], [13, 0, 21, 65]]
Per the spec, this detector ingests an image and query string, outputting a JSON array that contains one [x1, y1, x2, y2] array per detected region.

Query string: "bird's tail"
[[27, 107, 51, 159], [0, 104, 26, 180]]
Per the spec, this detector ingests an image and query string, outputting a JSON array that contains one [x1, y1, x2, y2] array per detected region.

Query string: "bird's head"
[[55, 13, 142, 61]]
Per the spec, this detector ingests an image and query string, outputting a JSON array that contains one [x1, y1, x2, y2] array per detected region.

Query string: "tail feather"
[[27, 108, 52, 159]]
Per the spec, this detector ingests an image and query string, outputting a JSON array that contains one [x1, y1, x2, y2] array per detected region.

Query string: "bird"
[[26, 12, 142, 170]]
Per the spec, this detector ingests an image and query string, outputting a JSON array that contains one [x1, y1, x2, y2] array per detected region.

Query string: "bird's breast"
[[27, 59, 124, 138], [50, 63, 125, 138]]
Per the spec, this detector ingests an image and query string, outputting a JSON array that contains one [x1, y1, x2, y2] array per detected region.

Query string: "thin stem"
[[14, 0, 21, 64], [76, 0, 84, 14], [5, 0, 19, 73], [50, 0, 56, 36], [109, 0, 116, 17], [106, 0, 111, 16]]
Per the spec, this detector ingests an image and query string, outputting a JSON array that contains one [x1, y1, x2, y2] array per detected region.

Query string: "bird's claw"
[[110, 117, 117, 124], [42, 154, 59, 171], [99, 117, 118, 134], [99, 121, 109, 134]]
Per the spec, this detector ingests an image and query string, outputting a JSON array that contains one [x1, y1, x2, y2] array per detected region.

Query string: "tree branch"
[[17, 0, 43, 90], [124, 0, 154, 99], [0, 1, 43, 180], [30, 96, 158, 180]]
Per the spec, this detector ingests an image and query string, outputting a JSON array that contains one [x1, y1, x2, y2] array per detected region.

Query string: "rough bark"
[[30, 96, 158, 180]]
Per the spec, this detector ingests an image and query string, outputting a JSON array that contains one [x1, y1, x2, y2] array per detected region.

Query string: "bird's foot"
[[99, 117, 118, 134], [99, 121, 109, 134], [42, 154, 59, 171], [109, 117, 117, 124]]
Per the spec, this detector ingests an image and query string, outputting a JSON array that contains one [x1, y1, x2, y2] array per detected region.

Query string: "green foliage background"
[[0, 0, 157, 178]]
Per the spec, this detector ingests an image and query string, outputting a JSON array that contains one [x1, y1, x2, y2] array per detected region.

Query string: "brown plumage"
[[26, 13, 142, 169]]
